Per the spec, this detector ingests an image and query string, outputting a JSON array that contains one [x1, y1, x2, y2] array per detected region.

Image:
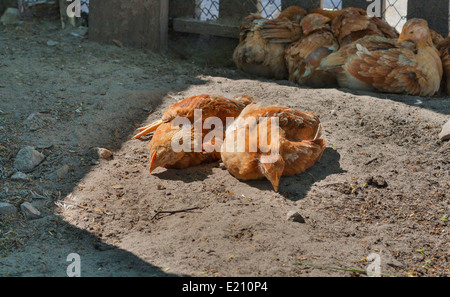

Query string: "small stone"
[[46, 40, 59, 46], [286, 211, 306, 223], [365, 176, 388, 188], [14, 146, 45, 172], [91, 159, 100, 165], [56, 165, 71, 178], [157, 184, 166, 190], [97, 148, 113, 159], [0, 202, 17, 215], [330, 110, 337, 116], [23, 112, 54, 131], [31, 197, 50, 210], [438, 120, 450, 141], [11, 172, 29, 181], [20, 202, 41, 220], [71, 26, 88, 37]]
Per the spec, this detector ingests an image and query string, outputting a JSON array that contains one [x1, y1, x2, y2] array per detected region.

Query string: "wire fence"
[[10, 1, 439, 36], [192, 0, 407, 31]]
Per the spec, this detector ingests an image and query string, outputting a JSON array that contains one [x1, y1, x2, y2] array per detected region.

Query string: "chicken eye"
[[409, 31, 414, 34]]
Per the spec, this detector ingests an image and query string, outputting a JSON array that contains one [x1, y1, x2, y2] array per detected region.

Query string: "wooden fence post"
[[281, 0, 321, 12], [89, 0, 169, 53], [407, 0, 450, 37], [169, 0, 196, 19], [219, 0, 259, 22]]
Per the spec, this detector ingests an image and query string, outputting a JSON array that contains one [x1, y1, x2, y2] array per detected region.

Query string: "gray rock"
[[32, 197, 50, 210], [0, 8, 20, 25], [97, 148, 113, 159], [23, 112, 55, 131], [0, 202, 17, 215], [14, 146, 45, 172], [286, 211, 306, 223], [56, 165, 71, 178], [11, 172, 29, 181], [23, 112, 44, 131], [20, 202, 41, 220], [46, 40, 59, 46], [439, 120, 450, 141]]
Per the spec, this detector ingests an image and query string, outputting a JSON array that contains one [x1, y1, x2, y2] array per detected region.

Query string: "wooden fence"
[[171, 0, 450, 38], [87, 0, 449, 53]]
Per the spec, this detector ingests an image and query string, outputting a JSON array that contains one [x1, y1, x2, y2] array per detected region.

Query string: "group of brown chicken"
[[233, 5, 450, 97], [134, 94, 325, 192], [133, 6, 450, 192]]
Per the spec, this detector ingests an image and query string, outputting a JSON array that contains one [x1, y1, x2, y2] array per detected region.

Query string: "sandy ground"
[[0, 19, 449, 277]]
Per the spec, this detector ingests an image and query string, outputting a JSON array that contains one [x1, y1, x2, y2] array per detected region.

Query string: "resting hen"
[[221, 104, 325, 192], [320, 19, 443, 96], [331, 7, 399, 46], [285, 13, 339, 88], [134, 94, 255, 172], [233, 5, 307, 80]]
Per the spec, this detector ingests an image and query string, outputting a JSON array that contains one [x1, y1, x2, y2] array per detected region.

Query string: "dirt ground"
[[0, 19, 449, 277]]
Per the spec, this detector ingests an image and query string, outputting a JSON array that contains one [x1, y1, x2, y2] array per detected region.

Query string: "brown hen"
[[221, 104, 325, 192], [331, 7, 399, 46], [320, 19, 443, 96], [134, 94, 255, 173], [285, 13, 339, 88], [233, 5, 307, 80]]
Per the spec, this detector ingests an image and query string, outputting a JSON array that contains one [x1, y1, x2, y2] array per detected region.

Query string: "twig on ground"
[[365, 157, 379, 166], [151, 206, 200, 222]]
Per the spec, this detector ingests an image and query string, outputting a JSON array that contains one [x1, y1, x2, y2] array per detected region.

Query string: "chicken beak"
[[264, 168, 281, 192], [398, 27, 409, 43], [270, 172, 280, 192], [149, 151, 157, 173], [397, 35, 409, 43]]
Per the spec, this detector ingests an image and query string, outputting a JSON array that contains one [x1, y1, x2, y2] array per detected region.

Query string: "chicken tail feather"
[[133, 120, 164, 139]]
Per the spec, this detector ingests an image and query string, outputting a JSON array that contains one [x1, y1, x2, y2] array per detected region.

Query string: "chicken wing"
[[285, 13, 339, 88], [233, 5, 307, 80], [331, 7, 398, 46]]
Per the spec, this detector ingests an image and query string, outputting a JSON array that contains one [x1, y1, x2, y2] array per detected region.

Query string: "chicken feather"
[[285, 13, 339, 88], [331, 7, 398, 46], [134, 94, 255, 173], [321, 19, 443, 96], [233, 6, 307, 79], [221, 104, 325, 192]]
